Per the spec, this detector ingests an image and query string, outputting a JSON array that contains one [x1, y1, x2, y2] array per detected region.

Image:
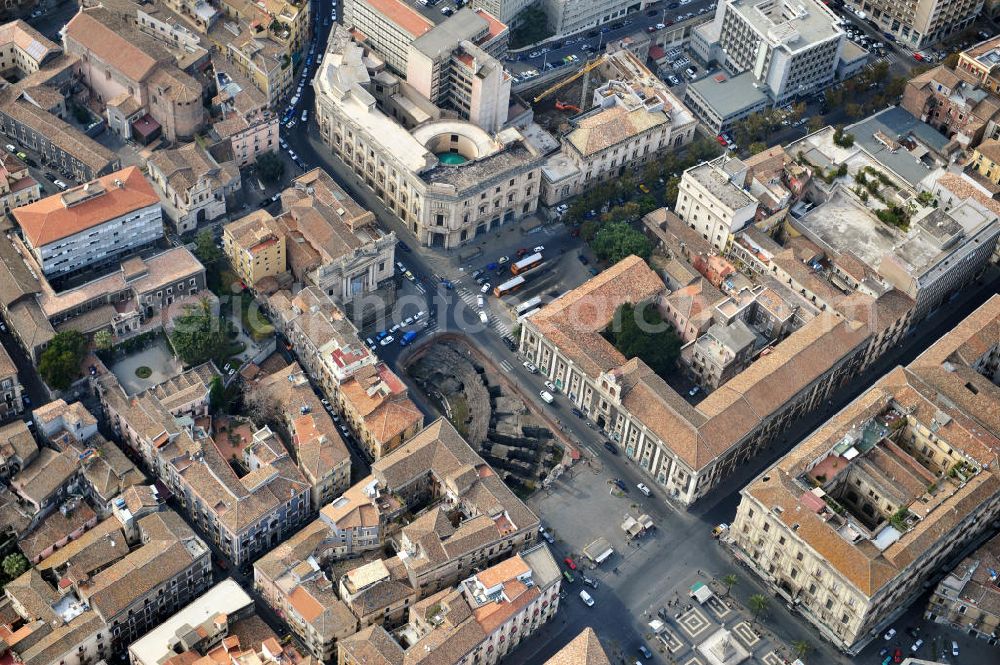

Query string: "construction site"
[[523, 56, 613, 135]]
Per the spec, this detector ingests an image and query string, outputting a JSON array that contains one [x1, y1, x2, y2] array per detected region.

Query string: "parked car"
[[579, 590, 595, 606], [564, 556, 577, 570], [480, 283, 491, 294], [883, 629, 896, 641], [523, 361, 538, 373], [910, 639, 923, 653], [639, 645, 653, 658], [603, 441, 619, 455], [577, 254, 589, 265], [379, 335, 395, 346], [613, 478, 627, 491], [544, 381, 556, 392], [533, 245, 545, 253], [637, 483, 652, 497], [539, 390, 554, 403]]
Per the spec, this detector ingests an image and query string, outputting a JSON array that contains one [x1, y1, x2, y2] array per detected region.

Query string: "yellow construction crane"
[[532, 55, 606, 104]]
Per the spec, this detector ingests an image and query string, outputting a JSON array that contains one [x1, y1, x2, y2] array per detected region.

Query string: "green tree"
[[194, 229, 222, 265], [2, 553, 28, 579], [604, 302, 681, 377], [807, 115, 825, 132], [508, 6, 553, 48], [793, 640, 812, 659], [749, 142, 767, 155], [169, 298, 227, 366], [722, 573, 738, 597], [38, 330, 87, 390], [749, 594, 770, 623], [590, 221, 652, 265], [943, 52, 959, 68], [257, 150, 285, 184], [93, 329, 113, 351], [664, 176, 680, 208], [209, 375, 227, 411]]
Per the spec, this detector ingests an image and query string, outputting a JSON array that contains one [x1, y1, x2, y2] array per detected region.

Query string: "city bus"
[[515, 296, 543, 317], [493, 275, 526, 297], [517, 307, 541, 323], [510, 252, 543, 275]]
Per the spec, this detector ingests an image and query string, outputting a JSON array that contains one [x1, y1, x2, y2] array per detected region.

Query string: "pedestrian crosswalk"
[[458, 289, 478, 306], [493, 319, 511, 337], [499, 360, 514, 372]]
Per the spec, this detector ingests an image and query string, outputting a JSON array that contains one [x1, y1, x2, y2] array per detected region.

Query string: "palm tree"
[[749, 594, 769, 623], [793, 640, 812, 659], [722, 573, 738, 597]]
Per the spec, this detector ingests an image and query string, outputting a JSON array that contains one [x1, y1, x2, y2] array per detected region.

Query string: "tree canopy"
[[2, 553, 28, 579], [194, 229, 222, 265], [38, 330, 87, 390], [257, 151, 285, 184], [169, 298, 228, 366], [603, 302, 681, 377], [590, 222, 653, 265]]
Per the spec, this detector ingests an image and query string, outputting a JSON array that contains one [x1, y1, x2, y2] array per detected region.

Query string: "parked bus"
[[515, 296, 542, 317], [510, 252, 543, 275], [493, 275, 526, 297]]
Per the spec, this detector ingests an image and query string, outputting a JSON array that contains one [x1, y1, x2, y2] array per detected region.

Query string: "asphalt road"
[[506, 0, 717, 76]]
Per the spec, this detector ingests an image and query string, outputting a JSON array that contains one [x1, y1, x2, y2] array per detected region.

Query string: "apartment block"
[[315, 26, 543, 250], [97, 363, 312, 567], [541, 0, 648, 37], [254, 362, 352, 509], [3, 508, 211, 663], [970, 139, 1000, 185], [729, 294, 1000, 654], [902, 64, 1000, 149], [471, 0, 534, 25], [541, 50, 697, 205], [342, 0, 434, 74], [956, 35, 1000, 95], [405, 8, 511, 132], [147, 143, 241, 234], [847, 0, 983, 48], [212, 63, 280, 165], [267, 286, 423, 459], [0, 342, 23, 421], [0, 151, 40, 214], [675, 156, 758, 251], [925, 532, 1000, 645], [224, 209, 288, 289], [12, 166, 162, 279], [687, 0, 844, 128], [128, 579, 256, 665], [338, 544, 561, 665], [64, 6, 205, 142]]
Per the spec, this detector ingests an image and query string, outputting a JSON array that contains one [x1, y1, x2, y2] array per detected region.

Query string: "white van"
[[478, 310, 488, 324], [540, 390, 554, 404], [579, 590, 594, 607]]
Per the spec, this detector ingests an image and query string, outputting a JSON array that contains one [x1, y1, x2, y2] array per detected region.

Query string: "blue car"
[[376, 330, 388, 341], [485, 262, 498, 271]]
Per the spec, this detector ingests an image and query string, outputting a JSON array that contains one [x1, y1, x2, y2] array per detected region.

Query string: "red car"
[[564, 556, 577, 570], [716, 134, 728, 146], [516, 247, 529, 258], [893, 647, 903, 663]]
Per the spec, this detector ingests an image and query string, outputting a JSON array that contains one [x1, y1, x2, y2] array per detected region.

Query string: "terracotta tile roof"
[[567, 105, 668, 157], [13, 166, 159, 248], [365, 0, 433, 38], [976, 138, 1000, 164], [544, 628, 611, 665], [0, 20, 59, 65], [64, 9, 162, 82]]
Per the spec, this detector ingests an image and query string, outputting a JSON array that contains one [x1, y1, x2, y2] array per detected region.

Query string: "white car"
[[539, 390, 554, 404], [414, 310, 425, 320], [544, 381, 557, 392], [478, 310, 488, 324], [476, 295, 485, 308], [380, 335, 395, 346], [883, 629, 896, 641], [366, 337, 375, 348], [523, 361, 538, 374], [480, 283, 491, 294], [533, 245, 544, 253], [389, 323, 401, 334], [637, 483, 652, 496], [301, 109, 308, 123], [579, 590, 595, 607]]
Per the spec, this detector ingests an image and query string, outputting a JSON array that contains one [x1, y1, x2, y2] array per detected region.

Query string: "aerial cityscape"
[[0, 0, 997, 664]]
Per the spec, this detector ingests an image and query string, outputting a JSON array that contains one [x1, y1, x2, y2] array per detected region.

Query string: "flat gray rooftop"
[[797, 187, 900, 268], [847, 106, 948, 189], [687, 160, 757, 212], [686, 71, 769, 119], [728, 0, 842, 51]]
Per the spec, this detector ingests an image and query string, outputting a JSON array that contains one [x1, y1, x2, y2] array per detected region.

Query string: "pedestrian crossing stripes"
[[493, 320, 511, 336], [499, 360, 513, 372]]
